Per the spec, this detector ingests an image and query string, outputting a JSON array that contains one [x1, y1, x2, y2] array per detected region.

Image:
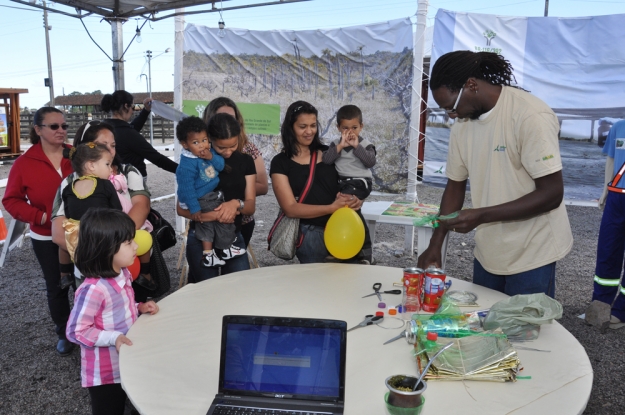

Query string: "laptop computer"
[[206, 315, 347, 415]]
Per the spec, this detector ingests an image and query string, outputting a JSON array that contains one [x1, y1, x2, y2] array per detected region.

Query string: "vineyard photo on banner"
[[182, 18, 415, 194], [425, 9, 625, 201]]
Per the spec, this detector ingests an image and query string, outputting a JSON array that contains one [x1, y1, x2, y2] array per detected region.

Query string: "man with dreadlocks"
[[417, 50, 572, 298]]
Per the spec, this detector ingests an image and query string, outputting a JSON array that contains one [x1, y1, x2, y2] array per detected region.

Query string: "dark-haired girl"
[[2, 107, 75, 356], [101, 90, 178, 181], [270, 101, 362, 264], [52, 121, 157, 298], [177, 113, 257, 281], [66, 208, 158, 415]]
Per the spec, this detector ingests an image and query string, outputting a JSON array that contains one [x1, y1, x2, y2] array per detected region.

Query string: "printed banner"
[[183, 100, 281, 135], [426, 9, 625, 201], [182, 18, 414, 193]]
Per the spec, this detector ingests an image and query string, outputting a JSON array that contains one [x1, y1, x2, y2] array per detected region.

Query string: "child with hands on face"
[[322, 105, 376, 262], [322, 105, 377, 200], [66, 208, 159, 415], [175, 116, 246, 268]]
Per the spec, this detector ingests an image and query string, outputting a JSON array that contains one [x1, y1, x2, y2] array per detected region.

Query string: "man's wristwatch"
[[237, 199, 245, 211]]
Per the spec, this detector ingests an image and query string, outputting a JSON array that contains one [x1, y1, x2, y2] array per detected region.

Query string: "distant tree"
[[91, 90, 102, 95], [68, 91, 82, 96]]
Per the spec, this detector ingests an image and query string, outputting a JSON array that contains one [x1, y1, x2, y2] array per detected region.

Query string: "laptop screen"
[[219, 316, 346, 402]]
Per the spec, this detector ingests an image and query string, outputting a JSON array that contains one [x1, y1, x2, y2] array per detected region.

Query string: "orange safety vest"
[[608, 161, 625, 193]]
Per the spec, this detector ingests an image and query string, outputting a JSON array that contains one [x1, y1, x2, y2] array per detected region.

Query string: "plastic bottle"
[[420, 317, 474, 338], [425, 331, 439, 353]]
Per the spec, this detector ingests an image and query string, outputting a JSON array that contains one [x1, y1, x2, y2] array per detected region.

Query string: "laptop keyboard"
[[212, 405, 332, 415]]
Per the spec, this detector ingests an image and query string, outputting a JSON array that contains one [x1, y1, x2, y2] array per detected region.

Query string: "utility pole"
[[544, 0, 549, 16], [146, 50, 154, 145], [43, 1, 55, 106], [144, 48, 170, 145]]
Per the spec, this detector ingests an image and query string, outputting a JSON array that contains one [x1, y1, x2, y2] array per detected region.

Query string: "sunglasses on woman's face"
[[39, 123, 69, 131]]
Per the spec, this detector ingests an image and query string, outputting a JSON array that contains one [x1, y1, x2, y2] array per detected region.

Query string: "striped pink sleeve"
[[66, 284, 106, 348]]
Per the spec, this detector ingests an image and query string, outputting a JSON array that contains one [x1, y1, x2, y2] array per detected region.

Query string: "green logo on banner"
[[182, 100, 280, 135]]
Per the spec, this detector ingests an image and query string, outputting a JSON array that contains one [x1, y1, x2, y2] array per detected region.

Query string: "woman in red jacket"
[[2, 107, 75, 356]]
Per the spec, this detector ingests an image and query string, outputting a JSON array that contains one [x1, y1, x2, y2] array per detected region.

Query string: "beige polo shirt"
[[446, 86, 573, 275]]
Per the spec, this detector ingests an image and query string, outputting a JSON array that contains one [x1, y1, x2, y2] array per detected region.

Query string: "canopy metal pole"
[[110, 18, 126, 91], [174, 8, 185, 234], [404, 0, 429, 254]]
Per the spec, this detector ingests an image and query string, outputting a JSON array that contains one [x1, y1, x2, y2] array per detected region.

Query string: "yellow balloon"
[[134, 229, 153, 256], [324, 207, 365, 259]]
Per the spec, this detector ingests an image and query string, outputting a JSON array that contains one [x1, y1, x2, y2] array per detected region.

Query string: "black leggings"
[[88, 383, 127, 415], [240, 219, 255, 248], [31, 239, 72, 339]]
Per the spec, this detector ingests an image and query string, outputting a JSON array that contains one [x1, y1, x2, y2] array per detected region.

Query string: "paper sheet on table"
[[151, 100, 188, 122], [381, 202, 439, 218]]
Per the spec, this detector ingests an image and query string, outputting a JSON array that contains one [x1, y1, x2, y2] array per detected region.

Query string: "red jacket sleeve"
[[2, 160, 44, 226]]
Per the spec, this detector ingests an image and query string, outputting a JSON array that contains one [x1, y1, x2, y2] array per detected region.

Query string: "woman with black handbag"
[[269, 101, 362, 264]]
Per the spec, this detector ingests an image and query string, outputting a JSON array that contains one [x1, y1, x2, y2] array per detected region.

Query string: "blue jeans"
[[473, 258, 556, 298], [186, 227, 250, 283], [296, 224, 330, 264]]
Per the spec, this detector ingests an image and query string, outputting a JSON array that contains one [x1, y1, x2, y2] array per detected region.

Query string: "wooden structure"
[[20, 111, 175, 143], [0, 88, 28, 158], [51, 91, 174, 113]]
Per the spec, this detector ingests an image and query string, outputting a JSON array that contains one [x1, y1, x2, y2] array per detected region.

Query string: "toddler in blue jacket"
[[176, 116, 246, 267]]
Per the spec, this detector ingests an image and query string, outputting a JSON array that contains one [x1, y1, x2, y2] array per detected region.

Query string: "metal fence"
[[19, 112, 174, 143]]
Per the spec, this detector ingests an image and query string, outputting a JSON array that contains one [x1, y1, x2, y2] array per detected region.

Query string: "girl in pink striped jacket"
[[66, 208, 159, 415]]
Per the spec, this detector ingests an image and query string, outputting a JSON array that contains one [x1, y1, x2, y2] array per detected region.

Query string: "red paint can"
[[402, 267, 424, 312], [422, 267, 446, 312]]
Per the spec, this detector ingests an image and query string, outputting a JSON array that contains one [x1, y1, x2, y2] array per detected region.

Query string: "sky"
[[2, 0, 625, 109]]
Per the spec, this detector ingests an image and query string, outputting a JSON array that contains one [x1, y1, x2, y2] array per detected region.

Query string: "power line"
[[0, 4, 40, 12]]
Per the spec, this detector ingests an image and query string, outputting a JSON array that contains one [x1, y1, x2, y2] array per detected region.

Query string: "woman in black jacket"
[[101, 90, 178, 181]]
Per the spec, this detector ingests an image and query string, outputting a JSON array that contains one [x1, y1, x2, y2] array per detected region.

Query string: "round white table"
[[120, 264, 592, 415]]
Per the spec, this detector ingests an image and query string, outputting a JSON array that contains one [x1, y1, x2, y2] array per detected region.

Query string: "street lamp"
[[146, 47, 172, 145]]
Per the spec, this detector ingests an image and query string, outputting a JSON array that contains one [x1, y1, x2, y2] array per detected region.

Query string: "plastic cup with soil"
[[384, 375, 426, 414]]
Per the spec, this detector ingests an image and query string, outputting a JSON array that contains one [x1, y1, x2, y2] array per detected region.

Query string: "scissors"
[[383, 330, 407, 345], [362, 283, 401, 301], [347, 314, 384, 332]]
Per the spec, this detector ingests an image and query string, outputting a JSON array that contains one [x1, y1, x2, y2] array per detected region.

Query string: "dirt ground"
[[0, 147, 622, 414]]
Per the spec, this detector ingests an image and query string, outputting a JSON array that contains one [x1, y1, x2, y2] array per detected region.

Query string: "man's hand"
[[417, 244, 442, 270], [438, 209, 481, 233], [115, 334, 133, 352], [191, 212, 203, 222]]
